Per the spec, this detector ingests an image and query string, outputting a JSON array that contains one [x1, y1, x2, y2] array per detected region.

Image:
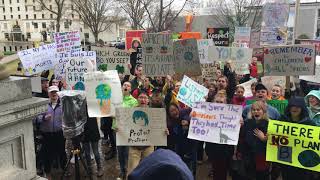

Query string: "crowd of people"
[[31, 57, 320, 180]]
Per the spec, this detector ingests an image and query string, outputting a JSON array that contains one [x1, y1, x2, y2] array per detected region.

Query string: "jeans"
[[83, 141, 102, 169], [117, 146, 129, 174], [127, 146, 154, 174]]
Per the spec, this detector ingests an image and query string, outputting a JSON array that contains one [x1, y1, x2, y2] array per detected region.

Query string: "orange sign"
[[179, 32, 202, 40]]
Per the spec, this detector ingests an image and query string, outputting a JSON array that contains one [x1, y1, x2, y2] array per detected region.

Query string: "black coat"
[[82, 117, 100, 142]]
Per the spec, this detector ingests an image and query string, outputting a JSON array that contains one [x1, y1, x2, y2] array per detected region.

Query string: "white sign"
[[54, 31, 81, 53], [264, 45, 316, 76], [188, 102, 242, 145], [209, 47, 253, 63], [235, 27, 251, 44], [239, 78, 257, 97], [64, 52, 96, 90], [116, 107, 167, 146], [197, 39, 214, 64], [142, 33, 174, 76], [177, 75, 209, 107], [300, 57, 320, 83], [92, 46, 130, 75], [84, 71, 123, 117], [18, 43, 57, 75]]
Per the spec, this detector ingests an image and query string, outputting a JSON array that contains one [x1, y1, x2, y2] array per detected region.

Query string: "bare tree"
[[117, 0, 149, 30], [38, 0, 67, 32], [73, 0, 118, 43]]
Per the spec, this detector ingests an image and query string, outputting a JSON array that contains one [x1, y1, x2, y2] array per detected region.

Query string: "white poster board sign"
[[239, 78, 257, 97], [84, 70, 123, 117], [177, 75, 209, 107], [142, 33, 174, 76], [54, 31, 81, 52], [116, 107, 167, 146], [18, 43, 57, 75], [264, 45, 316, 76], [209, 47, 253, 63], [188, 102, 242, 145]]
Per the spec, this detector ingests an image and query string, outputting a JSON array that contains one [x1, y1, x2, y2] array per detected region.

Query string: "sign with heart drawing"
[[263, 45, 316, 76]]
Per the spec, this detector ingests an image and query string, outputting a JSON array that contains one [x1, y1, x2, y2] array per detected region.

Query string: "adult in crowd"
[[132, 76, 154, 98], [152, 76, 165, 91], [305, 90, 320, 126], [164, 78, 186, 109], [33, 77, 49, 98], [35, 86, 66, 180], [130, 64, 144, 91], [249, 57, 258, 78], [242, 83, 280, 120]]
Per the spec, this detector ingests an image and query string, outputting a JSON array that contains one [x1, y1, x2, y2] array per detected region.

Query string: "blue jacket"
[[242, 103, 280, 120], [37, 100, 63, 133]]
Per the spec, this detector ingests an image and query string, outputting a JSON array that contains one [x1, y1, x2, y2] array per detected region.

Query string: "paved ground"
[[0, 54, 18, 64]]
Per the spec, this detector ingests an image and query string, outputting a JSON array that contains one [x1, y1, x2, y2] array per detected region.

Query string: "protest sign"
[[92, 46, 130, 75], [142, 33, 174, 76], [64, 51, 96, 90], [239, 78, 257, 97], [209, 47, 253, 63], [295, 39, 320, 56], [198, 39, 214, 64], [177, 75, 209, 107], [84, 70, 123, 117], [262, 2, 289, 27], [260, 27, 287, 46], [188, 102, 242, 145], [18, 43, 57, 75], [207, 28, 229, 46], [201, 63, 217, 81], [129, 47, 143, 75], [264, 45, 316, 76], [246, 100, 288, 115], [116, 107, 167, 146], [54, 31, 81, 53], [126, 30, 146, 50], [173, 39, 201, 76], [180, 32, 202, 39], [234, 27, 251, 45], [54, 49, 83, 80], [300, 57, 320, 83], [266, 120, 320, 172], [234, 63, 250, 75], [250, 31, 260, 48]]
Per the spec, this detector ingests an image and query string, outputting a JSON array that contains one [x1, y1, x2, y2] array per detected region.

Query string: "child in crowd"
[[232, 86, 246, 106], [305, 90, 320, 126], [268, 84, 285, 100]]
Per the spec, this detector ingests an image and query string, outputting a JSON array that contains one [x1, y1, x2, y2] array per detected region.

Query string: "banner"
[[209, 47, 253, 63], [234, 27, 251, 45], [300, 57, 320, 83], [188, 102, 242, 145], [18, 43, 57, 75], [142, 33, 174, 76], [207, 28, 229, 46], [84, 70, 123, 117], [264, 45, 316, 76], [173, 39, 201, 76], [266, 120, 320, 172], [54, 31, 81, 53], [177, 75, 209, 107], [198, 39, 214, 64], [92, 46, 130, 75], [64, 52, 96, 90], [126, 30, 146, 50], [246, 100, 288, 115], [116, 107, 167, 146], [239, 78, 257, 97]]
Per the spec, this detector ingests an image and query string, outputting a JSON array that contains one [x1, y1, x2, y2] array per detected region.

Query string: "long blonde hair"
[[248, 101, 269, 122]]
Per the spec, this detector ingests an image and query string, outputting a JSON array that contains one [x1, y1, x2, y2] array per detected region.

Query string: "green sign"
[[246, 99, 288, 114]]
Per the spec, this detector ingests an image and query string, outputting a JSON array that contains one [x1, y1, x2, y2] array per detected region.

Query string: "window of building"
[[3, 7, 5, 13], [84, 33, 89, 39], [25, 0, 26, 3], [42, 22, 46, 28], [17, 7, 20, 11], [25, 6, 27, 11], [71, 5, 73, 10], [26, 15, 28, 19], [26, 22, 30, 29], [50, 14, 53, 18], [18, 14, 20, 19], [318, 9, 320, 18], [72, 14, 74, 18], [3, 15, 6, 20], [9, 0, 12, 4], [27, 32, 31, 38], [33, 6, 35, 10], [34, 14, 36, 19], [34, 22, 38, 28], [3, 23, 7, 29], [10, 15, 13, 19], [42, 14, 44, 19], [5, 33, 9, 39], [10, 7, 12, 12], [49, 5, 52, 10], [33, 0, 35, 2], [64, 21, 69, 29], [2, 0, 4, 5], [17, 0, 19, 3]]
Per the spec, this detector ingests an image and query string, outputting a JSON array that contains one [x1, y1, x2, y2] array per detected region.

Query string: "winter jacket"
[[82, 117, 100, 142], [305, 90, 320, 126], [242, 103, 281, 120], [232, 96, 246, 106], [38, 99, 63, 133]]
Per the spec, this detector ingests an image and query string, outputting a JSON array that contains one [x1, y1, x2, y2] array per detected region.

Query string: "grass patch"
[[5, 59, 20, 75]]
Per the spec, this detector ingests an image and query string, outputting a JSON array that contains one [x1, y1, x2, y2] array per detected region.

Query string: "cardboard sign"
[[198, 39, 214, 64], [266, 120, 320, 172], [18, 43, 57, 75], [234, 27, 251, 45], [209, 47, 253, 63], [262, 2, 289, 27], [116, 107, 167, 146], [54, 31, 81, 53], [239, 78, 257, 97], [264, 45, 316, 76], [126, 30, 146, 50], [173, 39, 202, 76], [92, 46, 130, 75], [188, 102, 242, 145], [177, 75, 209, 107], [207, 28, 229, 46], [142, 33, 174, 76], [64, 52, 96, 90], [201, 63, 217, 80], [84, 71, 123, 117], [260, 27, 287, 46], [300, 57, 320, 83]]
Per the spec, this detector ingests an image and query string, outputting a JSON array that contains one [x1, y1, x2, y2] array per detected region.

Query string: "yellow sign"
[[266, 120, 320, 172]]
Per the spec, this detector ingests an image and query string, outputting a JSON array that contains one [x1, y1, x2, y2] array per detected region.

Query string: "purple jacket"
[[37, 100, 63, 133]]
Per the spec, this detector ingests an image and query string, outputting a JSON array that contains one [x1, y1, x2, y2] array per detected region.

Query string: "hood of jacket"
[[284, 97, 313, 124], [305, 90, 320, 107]]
